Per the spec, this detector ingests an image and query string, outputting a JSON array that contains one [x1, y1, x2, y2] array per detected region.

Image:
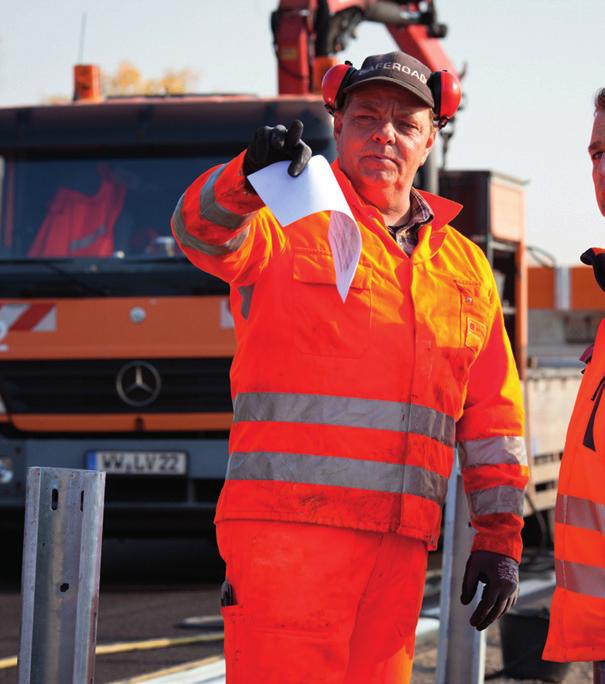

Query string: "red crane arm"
[[272, 1, 459, 95], [388, 23, 457, 73]]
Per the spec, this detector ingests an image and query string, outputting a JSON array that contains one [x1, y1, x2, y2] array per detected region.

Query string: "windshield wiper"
[[0, 258, 109, 296], [117, 255, 189, 264]]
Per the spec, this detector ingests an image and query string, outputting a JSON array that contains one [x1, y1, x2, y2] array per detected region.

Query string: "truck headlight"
[[0, 457, 14, 484]]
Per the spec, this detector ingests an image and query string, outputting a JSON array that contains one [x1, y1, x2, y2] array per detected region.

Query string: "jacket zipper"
[[583, 375, 605, 451]]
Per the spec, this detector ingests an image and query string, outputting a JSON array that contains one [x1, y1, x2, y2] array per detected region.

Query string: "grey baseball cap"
[[343, 50, 434, 108]]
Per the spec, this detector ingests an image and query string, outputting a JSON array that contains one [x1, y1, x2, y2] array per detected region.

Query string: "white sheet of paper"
[[248, 156, 362, 302]]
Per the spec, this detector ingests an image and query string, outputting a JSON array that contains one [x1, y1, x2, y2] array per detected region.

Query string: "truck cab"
[[0, 94, 335, 536]]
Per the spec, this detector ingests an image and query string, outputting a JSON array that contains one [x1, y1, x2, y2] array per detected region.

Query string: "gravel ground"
[[411, 624, 593, 683]]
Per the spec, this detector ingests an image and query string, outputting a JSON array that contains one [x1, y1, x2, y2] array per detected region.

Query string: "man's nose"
[[372, 120, 396, 144]]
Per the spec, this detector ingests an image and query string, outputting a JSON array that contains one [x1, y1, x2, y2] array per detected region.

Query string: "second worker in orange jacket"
[[543, 88, 605, 683], [172, 50, 528, 684]]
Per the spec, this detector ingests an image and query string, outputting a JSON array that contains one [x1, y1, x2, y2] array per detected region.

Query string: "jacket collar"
[[581, 248, 605, 292], [331, 159, 463, 231], [415, 189, 462, 230]]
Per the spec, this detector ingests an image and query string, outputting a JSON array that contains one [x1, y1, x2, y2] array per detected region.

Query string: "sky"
[[0, 0, 603, 265]]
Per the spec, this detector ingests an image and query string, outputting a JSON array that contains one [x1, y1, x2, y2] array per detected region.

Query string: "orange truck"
[[0, 1, 573, 545], [0, 0, 458, 540], [0, 88, 335, 538]]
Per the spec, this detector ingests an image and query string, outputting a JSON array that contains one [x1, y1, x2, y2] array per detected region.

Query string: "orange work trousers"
[[216, 520, 428, 684]]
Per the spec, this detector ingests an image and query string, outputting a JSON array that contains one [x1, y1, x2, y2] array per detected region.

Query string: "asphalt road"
[[0, 537, 227, 684], [0, 539, 592, 684]]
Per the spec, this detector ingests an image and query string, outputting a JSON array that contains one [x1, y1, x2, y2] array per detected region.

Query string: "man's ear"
[[420, 125, 437, 165], [333, 110, 343, 142]]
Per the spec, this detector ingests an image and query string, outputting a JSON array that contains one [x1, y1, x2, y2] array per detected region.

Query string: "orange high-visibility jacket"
[[29, 165, 127, 258], [172, 152, 528, 560], [544, 248, 605, 661]]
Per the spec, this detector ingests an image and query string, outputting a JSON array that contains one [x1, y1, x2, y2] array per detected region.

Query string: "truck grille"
[[103, 476, 223, 503], [105, 475, 189, 503], [0, 358, 232, 414]]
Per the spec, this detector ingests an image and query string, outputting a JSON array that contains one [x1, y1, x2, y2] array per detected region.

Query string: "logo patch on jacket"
[[465, 317, 486, 352]]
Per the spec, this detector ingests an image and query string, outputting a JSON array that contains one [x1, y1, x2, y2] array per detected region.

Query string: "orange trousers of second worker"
[[216, 520, 429, 684]]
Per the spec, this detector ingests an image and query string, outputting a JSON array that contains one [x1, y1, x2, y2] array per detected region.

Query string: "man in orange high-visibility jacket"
[[172, 50, 528, 684], [28, 164, 127, 258], [543, 88, 605, 683]]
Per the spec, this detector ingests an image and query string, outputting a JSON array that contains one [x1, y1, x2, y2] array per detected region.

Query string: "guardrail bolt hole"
[[80, 490, 84, 512], [59, 583, 69, 592], [51, 489, 58, 510]]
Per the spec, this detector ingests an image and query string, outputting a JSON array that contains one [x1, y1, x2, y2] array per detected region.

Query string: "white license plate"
[[88, 451, 187, 475]]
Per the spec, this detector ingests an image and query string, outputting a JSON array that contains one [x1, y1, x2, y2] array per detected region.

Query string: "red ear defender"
[[321, 62, 355, 115], [428, 70, 462, 128]]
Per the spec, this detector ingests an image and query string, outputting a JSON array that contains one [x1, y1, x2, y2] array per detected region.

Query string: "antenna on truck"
[[73, 12, 102, 102], [77, 12, 87, 63]]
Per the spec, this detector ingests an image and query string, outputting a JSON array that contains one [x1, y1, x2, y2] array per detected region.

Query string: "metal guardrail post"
[[18, 467, 106, 684], [436, 455, 486, 684]]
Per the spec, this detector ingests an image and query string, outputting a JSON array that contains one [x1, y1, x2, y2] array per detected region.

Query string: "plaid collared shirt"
[[387, 188, 434, 257]]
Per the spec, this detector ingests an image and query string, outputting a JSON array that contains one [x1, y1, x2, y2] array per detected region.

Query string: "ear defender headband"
[[321, 61, 462, 129]]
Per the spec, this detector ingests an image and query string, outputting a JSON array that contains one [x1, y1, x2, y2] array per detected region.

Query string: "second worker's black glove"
[[460, 550, 519, 631], [243, 119, 312, 178]]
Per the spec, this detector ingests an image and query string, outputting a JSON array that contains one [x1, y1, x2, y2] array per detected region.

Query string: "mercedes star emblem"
[[116, 361, 161, 407]]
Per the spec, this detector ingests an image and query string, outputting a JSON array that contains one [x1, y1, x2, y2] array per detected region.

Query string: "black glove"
[[243, 119, 312, 178], [460, 550, 519, 631]]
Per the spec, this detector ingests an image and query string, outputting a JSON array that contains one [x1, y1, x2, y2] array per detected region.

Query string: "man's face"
[[333, 83, 436, 201], [590, 110, 605, 216]]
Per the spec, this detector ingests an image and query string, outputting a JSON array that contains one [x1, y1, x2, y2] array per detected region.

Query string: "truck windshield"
[[1, 155, 227, 261]]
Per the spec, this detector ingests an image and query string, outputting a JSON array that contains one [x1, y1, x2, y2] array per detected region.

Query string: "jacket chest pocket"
[[456, 280, 491, 355], [418, 277, 491, 353], [292, 249, 372, 358]]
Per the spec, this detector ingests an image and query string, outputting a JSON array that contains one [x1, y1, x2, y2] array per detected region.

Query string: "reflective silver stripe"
[[556, 559, 605, 599], [467, 485, 525, 517], [69, 223, 107, 252], [227, 451, 448, 504], [172, 192, 250, 256], [233, 392, 455, 446], [556, 494, 605, 534], [458, 436, 528, 468], [200, 165, 250, 230]]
